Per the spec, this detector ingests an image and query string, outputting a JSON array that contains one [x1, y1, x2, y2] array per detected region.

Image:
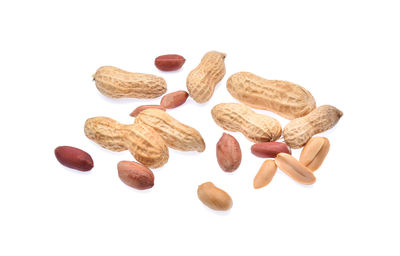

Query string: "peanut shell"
[[135, 109, 205, 152], [211, 103, 282, 143], [93, 66, 167, 99], [227, 72, 316, 119], [187, 51, 226, 103], [283, 105, 342, 148], [84, 117, 169, 168]]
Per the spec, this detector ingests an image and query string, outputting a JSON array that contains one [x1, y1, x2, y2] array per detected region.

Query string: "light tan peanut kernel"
[[211, 103, 282, 143], [187, 51, 226, 103], [117, 161, 154, 190], [134, 109, 205, 152], [160, 90, 189, 109], [227, 72, 316, 119], [93, 66, 167, 99], [216, 133, 242, 172], [84, 117, 169, 168], [197, 182, 233, 211], [300, 137, 330, 171], [283, 105, 342, 148], [253, 160, 277, 189], [275, 153, 316, 185], [130, 105, 166, 117]]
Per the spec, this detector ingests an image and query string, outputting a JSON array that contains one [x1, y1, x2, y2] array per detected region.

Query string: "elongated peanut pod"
[[283, 105, 342, 148], [93, 66, 167, 99], [84, 117, 169, 168], [187, 51, 226, 103], [227, 72, 316, 119], [135, 109, 205, 152], [84, 117, 128, 152], [275, 153, 316, 185], [253, 160, 277, 189], [300, 137, 330, 171], [211, 103, 281, 143]]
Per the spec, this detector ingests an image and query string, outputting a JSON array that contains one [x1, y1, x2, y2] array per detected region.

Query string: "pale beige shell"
[[283, 105, 343, 148], [84, 117, 169, 168], [211, 103, 282, 143], [134, 109, 206, 152], [93, 66, 167, 99], [227, 72, 316, 119], [186, 51, 226, 103]]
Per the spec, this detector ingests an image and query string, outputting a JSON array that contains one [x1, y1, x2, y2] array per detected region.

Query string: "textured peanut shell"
[[211, 103, 282, 143], [253, 160, 277, 189], [300, 137, 330, 171], [197, 182, 233, 211], [275, 153, 316, 185], [186, 51, 226, 103], [283, 105, 343, 148], [84, 117, 169, 168], [227, 72, 316, 119], [93, 66, 167, 99], [135, 109, 205, 152]]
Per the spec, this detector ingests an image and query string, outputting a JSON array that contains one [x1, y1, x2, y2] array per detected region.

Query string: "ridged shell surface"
[[186, 51, 226, 103], [93, 66, 167, 99], [227, 72, 316, 119], [283, 105, 343, 148], [211, 103, 282, 143], [134, 109, 205, 152], [84, 117, 169, 168]]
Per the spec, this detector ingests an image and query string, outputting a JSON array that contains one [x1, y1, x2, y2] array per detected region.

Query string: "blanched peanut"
[[275, 153, 316, 185], [300, 137, 330, 171], [197, 182, 232, 211], [253, 160, 277, 189]]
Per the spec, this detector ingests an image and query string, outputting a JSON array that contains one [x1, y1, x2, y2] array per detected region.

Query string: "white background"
[[1, 0, 399, 255]]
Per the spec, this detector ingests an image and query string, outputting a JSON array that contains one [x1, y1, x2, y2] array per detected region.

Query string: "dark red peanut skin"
[[251, 142, 291, 158], [155, 54, 185, 71], [117, 161, 154, 190], [54, 146, 94, 171], [216, 133, 242, 172], [130, 105, 166, 117], [160, 91, 189, 109]]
